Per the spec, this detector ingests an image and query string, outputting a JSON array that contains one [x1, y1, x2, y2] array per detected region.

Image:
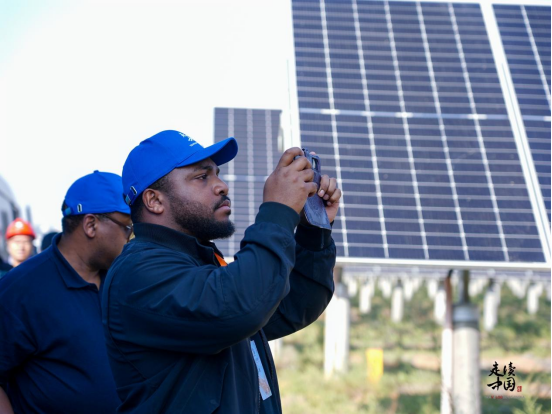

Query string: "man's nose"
[[215, 177, 229, 196]]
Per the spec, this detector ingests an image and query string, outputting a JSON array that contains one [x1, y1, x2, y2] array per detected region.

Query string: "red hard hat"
[[5, 218, 36, 240]]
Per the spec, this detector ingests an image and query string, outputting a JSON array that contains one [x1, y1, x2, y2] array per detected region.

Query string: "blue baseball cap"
[[62, 171, 131, 216], [122, 130, 238, 205]]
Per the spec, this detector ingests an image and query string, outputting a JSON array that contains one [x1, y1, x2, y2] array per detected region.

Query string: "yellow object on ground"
[[366, 348, 384, 384]]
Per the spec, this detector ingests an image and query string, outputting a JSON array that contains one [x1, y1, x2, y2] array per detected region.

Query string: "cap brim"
[[175, 137, 238, 168]]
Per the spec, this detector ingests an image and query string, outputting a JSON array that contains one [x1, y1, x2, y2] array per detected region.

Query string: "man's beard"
[[169, 194, 235, 242]]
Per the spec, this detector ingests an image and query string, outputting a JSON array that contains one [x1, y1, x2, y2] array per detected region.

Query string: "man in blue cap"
[[102, 130, 341, 413], [0, 171, 131, 414]]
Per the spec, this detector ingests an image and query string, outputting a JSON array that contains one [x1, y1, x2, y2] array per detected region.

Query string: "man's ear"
[[143, 189, 165, 215], [82, 214, 98, 239]]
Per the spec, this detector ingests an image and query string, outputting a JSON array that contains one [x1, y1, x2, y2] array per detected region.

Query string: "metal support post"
[[452, 269, 481, 414], [440, 270, 453, 414]]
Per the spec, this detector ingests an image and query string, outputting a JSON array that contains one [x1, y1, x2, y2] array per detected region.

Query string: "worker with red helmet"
[[5, 218, 35, 268]]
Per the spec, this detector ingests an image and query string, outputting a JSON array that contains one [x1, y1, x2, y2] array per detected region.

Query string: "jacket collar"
[[133, 223, 224, 265], [51, 233, 105, 290]]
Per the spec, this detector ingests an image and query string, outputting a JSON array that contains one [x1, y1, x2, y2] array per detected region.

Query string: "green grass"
[[276, 280, 551, 414]]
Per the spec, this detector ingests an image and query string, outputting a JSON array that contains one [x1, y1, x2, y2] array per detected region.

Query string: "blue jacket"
[[102, 202, 336, 413]]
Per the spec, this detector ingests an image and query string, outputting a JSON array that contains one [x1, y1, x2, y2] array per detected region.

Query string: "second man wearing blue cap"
[[102, 130, 341, 413], [0, 171, 132, 414]]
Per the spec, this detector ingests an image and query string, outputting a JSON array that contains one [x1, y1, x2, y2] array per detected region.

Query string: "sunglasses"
[[97, 214, 134, 241]]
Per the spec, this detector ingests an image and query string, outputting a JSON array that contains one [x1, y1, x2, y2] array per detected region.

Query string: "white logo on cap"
[[179, 132, 198, 147]]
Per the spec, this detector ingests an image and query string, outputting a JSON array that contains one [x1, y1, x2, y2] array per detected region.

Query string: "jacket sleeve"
[[262, 223, 336, 341], [105, 203, 301, 355]]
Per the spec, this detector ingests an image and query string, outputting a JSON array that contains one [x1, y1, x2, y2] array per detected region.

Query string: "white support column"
[[507, 279, 528, 299], [494, 280, 502, 307], [434, 281, 446, 325], [527, 282, 541, 315], [506, 279, 518, 297], [451, 275, 458, 286], [391, 281, 404, 323], [427, 278, 438, 300], [359, 280, 372, 314], [369, 277, 376, 298], [412, 277, 422, 294], [469, 278, 486, 297], [403, 278, 414, 302], [535, 282, 544, 297], [520, 279, 530, 298], [478, 278, 488, 296], [379, 278, 392, 299], [347, 277, 358, 299], [468, 279, 478, 298], [324, 283, 350, 378], [483, 282, 498, 332]]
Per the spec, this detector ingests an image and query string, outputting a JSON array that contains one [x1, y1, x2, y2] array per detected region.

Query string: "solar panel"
[[214, 108, 283, 258], [494, 4, 551, 223], [291, 0, 550, 265]]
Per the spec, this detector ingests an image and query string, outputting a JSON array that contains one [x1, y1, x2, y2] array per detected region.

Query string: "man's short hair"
[[130, 174, 171, 223]]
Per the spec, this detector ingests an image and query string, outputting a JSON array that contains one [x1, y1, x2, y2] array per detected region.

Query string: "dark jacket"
[[102, 202, 336, 413]]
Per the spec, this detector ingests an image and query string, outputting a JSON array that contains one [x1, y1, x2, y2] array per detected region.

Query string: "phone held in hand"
[[296, 148, 331, 230]]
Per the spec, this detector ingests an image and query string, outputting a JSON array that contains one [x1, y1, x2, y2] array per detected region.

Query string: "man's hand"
[[0, 386, 14, 414], [316, 174, 341, 224], [263, 148, 319, 214]]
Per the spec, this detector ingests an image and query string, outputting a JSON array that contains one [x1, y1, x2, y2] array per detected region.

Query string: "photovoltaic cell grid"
[[214, 108, 282, 258], [292, 0, 546, 262], [494, 4, 551, 223]]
